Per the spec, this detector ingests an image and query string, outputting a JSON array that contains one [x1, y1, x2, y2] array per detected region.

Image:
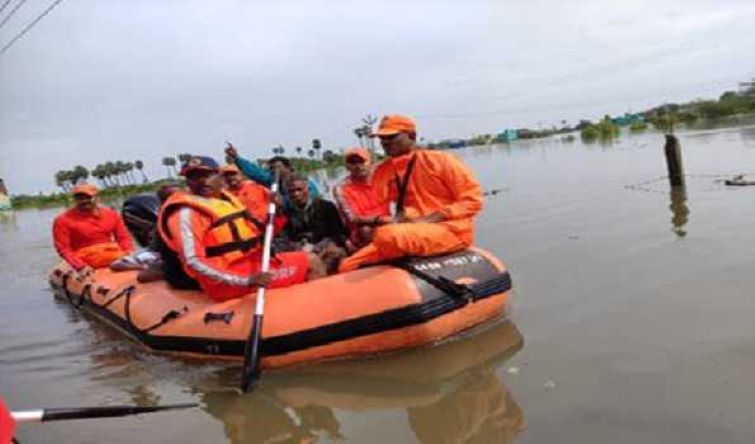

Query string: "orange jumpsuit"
[[339, 150, 482, 272], [52, 206, 135, 269], [159, 191, 308, 302]]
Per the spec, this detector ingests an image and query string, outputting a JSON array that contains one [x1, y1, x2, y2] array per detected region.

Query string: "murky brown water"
[[3, 123, 755, 443]]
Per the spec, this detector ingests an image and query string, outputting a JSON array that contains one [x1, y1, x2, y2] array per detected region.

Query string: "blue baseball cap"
[[180, 156, 220, 176]]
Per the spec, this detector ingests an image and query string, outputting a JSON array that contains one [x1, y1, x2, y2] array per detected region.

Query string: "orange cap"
[[344, 147, 371, 165], [72, 183, 98, 197], [372, 115, 416, 137], [220, 164, 240, 175]]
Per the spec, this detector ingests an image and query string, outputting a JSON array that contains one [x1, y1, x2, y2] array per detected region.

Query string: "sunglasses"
[[185, 169, 215, 181], [378, 133, 402, 142]]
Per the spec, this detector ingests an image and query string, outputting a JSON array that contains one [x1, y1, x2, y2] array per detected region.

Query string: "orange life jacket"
[[157, 191, 265, 274]]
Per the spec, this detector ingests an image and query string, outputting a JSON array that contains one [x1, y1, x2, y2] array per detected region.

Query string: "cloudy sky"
[[1, 0, 754, 194]]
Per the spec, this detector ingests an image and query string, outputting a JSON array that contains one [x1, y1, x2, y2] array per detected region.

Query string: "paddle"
[[240, 168, 281, 392], [11, 403, 197, 424]]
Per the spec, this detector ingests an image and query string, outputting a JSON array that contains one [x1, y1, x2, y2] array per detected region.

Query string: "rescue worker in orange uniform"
[[339, 115, 483, 272], [157, 156, 324, 302], [52, 184, 135, 272], [220, 164, 286, 233], [332, 147, 390, 250]]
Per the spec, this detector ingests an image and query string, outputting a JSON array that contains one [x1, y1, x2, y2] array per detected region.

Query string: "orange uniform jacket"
[[159, 192, 308, 301], [52, 206, 135, 269], [332, 176, 390, 227], [372, 149, 483, 242], [339, 149, 483, 272], [229, 180, 287, 233]]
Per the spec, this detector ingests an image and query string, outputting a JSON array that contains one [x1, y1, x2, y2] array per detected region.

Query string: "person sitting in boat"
[[219, 164, 287, 234], [332, 147, 391, 250], [52, 184, 135, 274], [224, 143, 320, 209], [157, 156, 327, 302], [111, 185, 182, 283], [339, 115, 483, 272], [279, 174, 349, 272]]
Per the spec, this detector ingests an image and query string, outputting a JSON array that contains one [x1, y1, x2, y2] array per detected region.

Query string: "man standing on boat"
[[157, 156, 325, 302], [52, 184, 135, 273], [339, 115, 483, 272]]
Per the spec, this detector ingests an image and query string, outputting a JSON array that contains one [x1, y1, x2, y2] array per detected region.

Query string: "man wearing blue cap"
[[156, 156, 325, 301]]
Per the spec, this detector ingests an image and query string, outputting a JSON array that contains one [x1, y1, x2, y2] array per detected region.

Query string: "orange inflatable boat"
[[48, 248, 512, 369]]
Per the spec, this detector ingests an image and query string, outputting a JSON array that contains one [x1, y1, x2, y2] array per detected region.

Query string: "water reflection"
[[669, 187, 689, 238], [0, 210, 18, 231], [200, 319, 524, 443]]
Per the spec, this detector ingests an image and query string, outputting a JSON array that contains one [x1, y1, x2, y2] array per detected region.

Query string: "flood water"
[[3, 123, 755, 443]]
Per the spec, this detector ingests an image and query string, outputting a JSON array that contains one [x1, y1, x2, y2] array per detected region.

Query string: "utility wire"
[[0, 0, 14, 17], [0, 0, 64, 57], [0, 0, 28, 30]]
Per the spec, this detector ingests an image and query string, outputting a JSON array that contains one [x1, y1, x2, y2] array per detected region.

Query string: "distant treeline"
[[431, 78, 755, 147], [13, 152, 346, 210]]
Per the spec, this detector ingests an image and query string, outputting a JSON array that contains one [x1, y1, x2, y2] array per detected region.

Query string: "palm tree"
[[177, 153, 192, 168], [103, 162, 120, 186], [54, 170, 70, 192], [307, 149, 315, 159], [114, 161, 128, 185], [71, 165, 89, 185], [135, 160, 148, 183], [295, 146, 303, 157], [162, 157, 176, 178]]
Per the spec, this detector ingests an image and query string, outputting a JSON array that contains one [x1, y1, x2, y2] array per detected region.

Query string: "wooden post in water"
[[664, 134, 685, 188]]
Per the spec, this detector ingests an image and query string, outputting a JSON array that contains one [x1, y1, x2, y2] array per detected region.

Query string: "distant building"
[[610, 113, 644, 126], [496, 129, 518, 142]]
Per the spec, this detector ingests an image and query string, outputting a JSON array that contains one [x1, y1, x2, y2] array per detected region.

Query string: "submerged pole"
[[664, 134, 685, 188]]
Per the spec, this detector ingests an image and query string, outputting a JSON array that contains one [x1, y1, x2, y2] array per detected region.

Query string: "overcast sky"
[[1, 0, 754, 194]]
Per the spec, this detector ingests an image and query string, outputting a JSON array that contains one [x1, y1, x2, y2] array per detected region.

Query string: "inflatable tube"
[[49, 248, 512, 369]]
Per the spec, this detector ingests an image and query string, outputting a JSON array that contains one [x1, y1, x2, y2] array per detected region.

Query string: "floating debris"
[[544, 379, 557, 390], [506, 366, 520, 375]]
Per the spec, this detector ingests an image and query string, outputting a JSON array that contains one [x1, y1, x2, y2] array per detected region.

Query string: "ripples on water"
[[3, 123, 755, 443]]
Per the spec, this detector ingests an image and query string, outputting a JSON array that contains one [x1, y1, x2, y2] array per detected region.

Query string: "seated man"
[[52, 184, 135, 273], [220, 164, 286, 233], [112, 185, 182, 283], [339, 115, 483, 272], [157, 156, 326, 302], [224, 143, 320, 209], [282, 174, 349, 250], [332, 147, 390, 250]]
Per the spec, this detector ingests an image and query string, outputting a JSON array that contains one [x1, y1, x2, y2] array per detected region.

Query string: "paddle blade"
[[241, 314, 264, 393]]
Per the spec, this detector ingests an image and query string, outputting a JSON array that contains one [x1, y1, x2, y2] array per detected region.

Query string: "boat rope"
[[390, 260, 478, 302]]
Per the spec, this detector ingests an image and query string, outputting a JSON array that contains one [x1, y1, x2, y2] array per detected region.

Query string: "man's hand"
[[354, 215, 392, 226], [225, 142, 239, 160], [269, 191, 284, 209], [75, 266, 94, 281], [247, 271, 274, 288], [397, 211, 446, 224]]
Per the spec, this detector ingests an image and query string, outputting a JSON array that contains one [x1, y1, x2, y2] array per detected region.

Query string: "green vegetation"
[[11, 182, 175, 210], [580, 116, 620, 142], [629, 121, 648, 132], [13, 148, 351, 210]]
